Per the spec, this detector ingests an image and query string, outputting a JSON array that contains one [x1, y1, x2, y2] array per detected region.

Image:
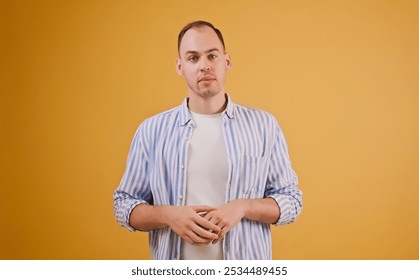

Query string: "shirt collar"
[[178, 93, 235, 126]]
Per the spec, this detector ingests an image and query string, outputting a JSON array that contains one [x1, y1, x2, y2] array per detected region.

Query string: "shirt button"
[[178, 195, 183, 200], [180, 165, 184, 169]]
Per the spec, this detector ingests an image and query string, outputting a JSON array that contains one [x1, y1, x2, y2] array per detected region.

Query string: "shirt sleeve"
[[265, 120, 303, 226], [113, 122, 153, 232]]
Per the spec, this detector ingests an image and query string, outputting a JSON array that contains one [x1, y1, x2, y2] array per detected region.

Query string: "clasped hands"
[[167, 200, 246, 246]]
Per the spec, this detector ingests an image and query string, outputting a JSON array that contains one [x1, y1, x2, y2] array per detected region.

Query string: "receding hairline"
[[179, 28, 226, 57], [177, 20, 226, 54]]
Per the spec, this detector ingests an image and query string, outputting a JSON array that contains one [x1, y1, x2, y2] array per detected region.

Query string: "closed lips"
[[199, 76, 216, 82]]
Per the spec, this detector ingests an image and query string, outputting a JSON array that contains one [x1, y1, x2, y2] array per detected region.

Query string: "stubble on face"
[[195, 75, 218, 97], [177, 26, 230, 100]]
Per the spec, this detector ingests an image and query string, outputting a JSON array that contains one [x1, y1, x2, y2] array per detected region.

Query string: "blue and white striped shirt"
[[113, 95, 303, 260]]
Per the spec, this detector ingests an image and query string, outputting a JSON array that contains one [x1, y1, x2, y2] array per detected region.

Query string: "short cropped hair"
[[177, 20, 226, 53]]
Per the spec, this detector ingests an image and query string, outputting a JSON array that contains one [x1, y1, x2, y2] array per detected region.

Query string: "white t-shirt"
[[180, 110, 229, 260]]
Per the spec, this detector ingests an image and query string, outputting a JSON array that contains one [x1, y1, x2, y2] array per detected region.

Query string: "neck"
[[188, 92, 227, 115]]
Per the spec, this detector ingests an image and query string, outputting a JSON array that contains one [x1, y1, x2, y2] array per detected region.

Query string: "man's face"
[[176, 26, 232, 99]]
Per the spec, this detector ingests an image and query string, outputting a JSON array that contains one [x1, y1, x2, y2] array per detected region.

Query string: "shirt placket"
[[173, 121, 194, 260], [221, 115, 234, 259]]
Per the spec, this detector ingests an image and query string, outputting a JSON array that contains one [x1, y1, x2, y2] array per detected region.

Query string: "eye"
[[208, 54, 217, 60], [188, 55, 199, 62]]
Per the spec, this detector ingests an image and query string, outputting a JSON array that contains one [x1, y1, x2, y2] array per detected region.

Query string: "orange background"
[[1, 0, 418, 259]]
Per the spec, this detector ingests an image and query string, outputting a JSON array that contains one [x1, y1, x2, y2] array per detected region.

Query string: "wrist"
[[156, 205, 172, 228], [234, 199, 249, 219]]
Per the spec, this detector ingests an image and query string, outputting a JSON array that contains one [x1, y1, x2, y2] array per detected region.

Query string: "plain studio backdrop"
[[1, 0, 418, 259]]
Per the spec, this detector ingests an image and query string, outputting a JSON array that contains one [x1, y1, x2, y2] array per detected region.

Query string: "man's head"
[[177, 21, 225, 54], [176, 21, 232, 100]]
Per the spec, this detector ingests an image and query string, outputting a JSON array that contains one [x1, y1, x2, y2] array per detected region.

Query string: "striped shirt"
[[113, 95, 303, 260]]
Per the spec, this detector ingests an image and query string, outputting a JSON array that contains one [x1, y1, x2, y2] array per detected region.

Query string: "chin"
[[200, 87, 222, 96], [198, 91, 221, 98]]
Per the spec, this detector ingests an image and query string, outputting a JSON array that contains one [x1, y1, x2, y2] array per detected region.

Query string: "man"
[[113, 21, 302, 260]]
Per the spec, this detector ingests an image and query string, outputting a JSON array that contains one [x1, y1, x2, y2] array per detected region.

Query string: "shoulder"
[[132, 104, 183, 141], [140, 104, 182, 128], [145, 104, 182, 123], [233, 102, 278, 126]]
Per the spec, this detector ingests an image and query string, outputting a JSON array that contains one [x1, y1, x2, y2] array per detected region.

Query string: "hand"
[[165, 205, 221, 246], [202, 200, 247, 244]]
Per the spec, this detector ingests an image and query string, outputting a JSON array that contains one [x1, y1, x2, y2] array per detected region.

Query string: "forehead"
[[179, 26, 224, 56]]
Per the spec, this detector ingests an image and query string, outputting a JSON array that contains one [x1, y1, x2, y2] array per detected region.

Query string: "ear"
[[225, 52, 232, 70], [176, 58, 183, 76]]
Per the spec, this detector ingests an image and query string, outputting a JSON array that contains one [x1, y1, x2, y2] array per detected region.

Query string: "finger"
[[208, 215, 221, 225], [203, 211, 224, 227], [195, 216, 221, 233], [191, 205, 216, 213], [212, 225, 228, 244], [210, 227, 221, 244], [187, 228, 214, 245], [192, 223, 219, 240], [213, 235, 225, 244], [183, 232, 210, 246], [182, 235, 194, 245], [198, 212, 207, 217]]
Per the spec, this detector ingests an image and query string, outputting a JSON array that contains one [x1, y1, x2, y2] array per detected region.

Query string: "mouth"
[[198, 76, 216, 82]]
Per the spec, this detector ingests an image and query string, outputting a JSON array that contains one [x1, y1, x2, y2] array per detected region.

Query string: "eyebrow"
[[184, 48, 221, 56]]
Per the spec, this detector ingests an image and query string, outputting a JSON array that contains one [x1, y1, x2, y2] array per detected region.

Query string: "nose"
[[200, 59, 210, 72]]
